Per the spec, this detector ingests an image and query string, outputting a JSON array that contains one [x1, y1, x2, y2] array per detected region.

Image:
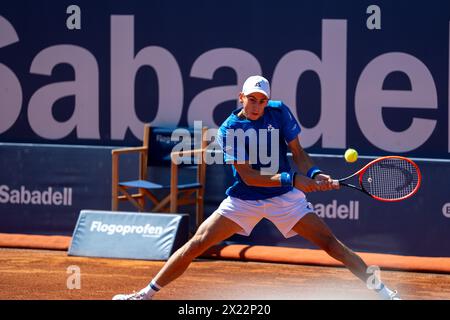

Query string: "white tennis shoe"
[[112, 291, 151, 300], [388, 290, 401, 300]]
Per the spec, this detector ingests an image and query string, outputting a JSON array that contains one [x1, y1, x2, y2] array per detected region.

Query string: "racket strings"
[[361, 158, 419, 200]]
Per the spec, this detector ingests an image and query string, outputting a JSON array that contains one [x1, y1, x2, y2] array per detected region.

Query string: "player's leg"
[[291, 212, 400, 299], [152, 211, 243, 287], [291, 212, 369, 282], [113, 211, 243, 300]]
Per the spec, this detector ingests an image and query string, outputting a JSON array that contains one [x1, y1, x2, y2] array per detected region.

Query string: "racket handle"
[[332, 179, 340, 189]]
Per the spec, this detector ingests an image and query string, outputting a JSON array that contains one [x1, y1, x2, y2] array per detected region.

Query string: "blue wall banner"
[[0, 0, 449, 159], [68, 210, 189, 260], [0, 142, 214, 235], [0, 143, 136, 235], [1, 1, 450, 259]]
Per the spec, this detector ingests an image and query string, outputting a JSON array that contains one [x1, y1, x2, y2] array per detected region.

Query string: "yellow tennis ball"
[[344, 148, 358, 163]]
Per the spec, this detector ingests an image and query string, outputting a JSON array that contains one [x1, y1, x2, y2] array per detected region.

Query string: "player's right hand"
[[293, 174, 322, 193], [313, 173, 339, 191]]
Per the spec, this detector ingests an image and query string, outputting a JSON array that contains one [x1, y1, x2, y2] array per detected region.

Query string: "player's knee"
[[181, 234, 208, 259]]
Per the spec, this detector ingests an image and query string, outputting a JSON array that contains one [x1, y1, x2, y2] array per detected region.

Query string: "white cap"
[[242, 75, 270, 98]]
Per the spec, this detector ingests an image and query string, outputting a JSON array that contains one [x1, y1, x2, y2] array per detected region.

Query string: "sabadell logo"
[[442, 203, 450, 218], [0, 185, 72, 206]]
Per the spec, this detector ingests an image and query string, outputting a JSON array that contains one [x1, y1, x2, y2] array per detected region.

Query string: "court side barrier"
[[1, 233, 450, 274], [0, 233, 71, 250], [202, 244, 450, 274], [68, 210, 189, 260]]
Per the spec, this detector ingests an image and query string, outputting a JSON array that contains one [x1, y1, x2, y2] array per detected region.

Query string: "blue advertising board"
[[0, 143, 136, 235], [0, 0, 449, 159], [0, 142, 221, 235], [1, 1, 450, 258]]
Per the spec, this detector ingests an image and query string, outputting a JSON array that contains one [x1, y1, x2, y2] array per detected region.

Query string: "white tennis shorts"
[[215, 188, 314, 238]]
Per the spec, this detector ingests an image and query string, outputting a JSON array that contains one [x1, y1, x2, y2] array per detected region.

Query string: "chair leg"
[[170, 160, 178, 213], [118, 186, 145, 211], [112, 153, 119, 211], [112, 192, 118, 211], [141, 189, 161, 206], [137, 188, 146, 212], [152, 195, 171, 212]]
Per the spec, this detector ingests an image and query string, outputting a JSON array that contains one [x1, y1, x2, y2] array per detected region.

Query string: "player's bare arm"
[[233, 162, 321, 193], [287, 137, 339, 191]]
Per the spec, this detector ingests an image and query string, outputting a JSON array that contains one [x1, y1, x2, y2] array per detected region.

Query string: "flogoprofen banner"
[[0, 0, 449, 158]]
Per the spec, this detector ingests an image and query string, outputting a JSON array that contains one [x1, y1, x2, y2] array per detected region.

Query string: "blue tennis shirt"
[[217, 100, 301, 200]]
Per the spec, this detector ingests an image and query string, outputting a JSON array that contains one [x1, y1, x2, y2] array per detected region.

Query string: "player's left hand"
[[314, 173, 340, 191]]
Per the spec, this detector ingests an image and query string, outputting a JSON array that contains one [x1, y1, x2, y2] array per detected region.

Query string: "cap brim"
[[243, 89, 270, 99]]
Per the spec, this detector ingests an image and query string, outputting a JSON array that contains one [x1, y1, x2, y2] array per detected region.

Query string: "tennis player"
[[113, 75, 400, 300]]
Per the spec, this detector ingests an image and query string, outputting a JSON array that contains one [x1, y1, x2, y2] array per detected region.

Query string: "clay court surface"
[[1, 248, 450, 300]]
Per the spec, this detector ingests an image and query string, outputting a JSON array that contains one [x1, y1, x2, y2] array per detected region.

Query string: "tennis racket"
[[334, 156, 421, 202]]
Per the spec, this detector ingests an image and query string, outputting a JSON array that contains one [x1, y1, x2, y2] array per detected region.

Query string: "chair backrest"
[[145, 126, 204, 167]]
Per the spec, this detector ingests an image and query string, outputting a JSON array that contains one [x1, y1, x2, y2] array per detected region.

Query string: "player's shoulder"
[[266, 100, 294, 120], [267, 100, 284, 108], [266, 100, 290, 113], [218, 109, 242, 133]]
